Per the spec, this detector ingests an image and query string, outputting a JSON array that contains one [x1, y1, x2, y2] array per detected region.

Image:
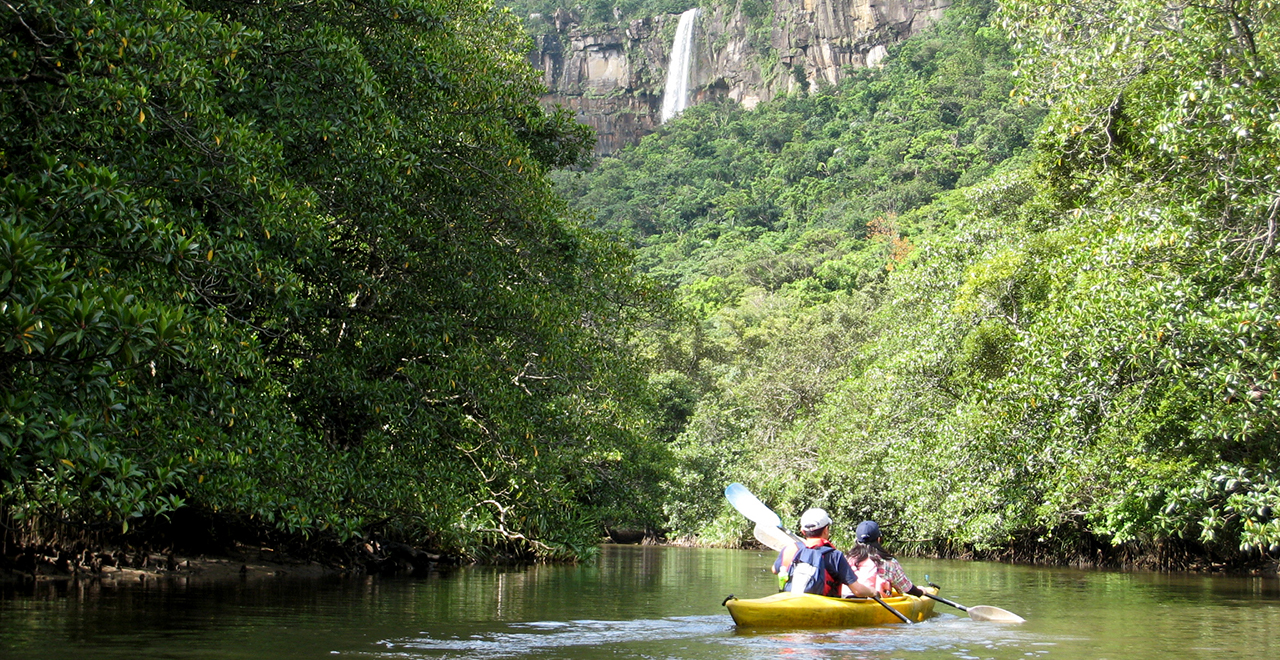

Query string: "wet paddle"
[[726, 483, 912, 625], [752, 523, 795, 551], [724, 483, 802, 544], [870, 593, 913, 624], [923, 577, 1025, 623]]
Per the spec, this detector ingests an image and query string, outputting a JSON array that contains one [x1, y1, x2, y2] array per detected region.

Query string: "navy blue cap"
[[856, 520, 881, 544]]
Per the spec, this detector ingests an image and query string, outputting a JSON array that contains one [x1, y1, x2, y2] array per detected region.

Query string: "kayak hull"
[[724, 588, 938, 628]]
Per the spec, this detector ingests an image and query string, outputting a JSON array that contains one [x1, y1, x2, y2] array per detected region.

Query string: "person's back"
[[772, 508, 869, 597], [843, 520, 926, 598]]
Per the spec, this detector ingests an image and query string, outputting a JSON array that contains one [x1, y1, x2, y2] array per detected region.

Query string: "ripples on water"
[[375, 616, 728, 658], [369, 612, 1064, 660]]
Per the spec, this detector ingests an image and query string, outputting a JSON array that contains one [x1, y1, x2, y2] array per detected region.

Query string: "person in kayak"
[[773, 508, 874, 597], [843, 520, 927, 598]]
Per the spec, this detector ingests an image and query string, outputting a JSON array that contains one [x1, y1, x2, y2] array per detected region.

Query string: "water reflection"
[[1, 545, 1277, 660]]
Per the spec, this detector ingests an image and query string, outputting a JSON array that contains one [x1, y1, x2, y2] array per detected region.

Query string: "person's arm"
[[832, 551, 875, 597], [773, 545, 798, 591], [845, 580, 875, 597], [884, 558, 925, 596], [772, 545, 794, 574]]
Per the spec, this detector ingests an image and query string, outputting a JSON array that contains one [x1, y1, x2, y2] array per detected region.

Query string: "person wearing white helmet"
[[771, 507, 874, 597]]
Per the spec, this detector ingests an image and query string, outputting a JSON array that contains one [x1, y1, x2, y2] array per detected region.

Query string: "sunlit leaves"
[[2, 0, 664, 558], [650, 0, 1277, 563]]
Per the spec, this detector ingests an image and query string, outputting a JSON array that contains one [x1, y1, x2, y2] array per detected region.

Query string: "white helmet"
[[799, 507, 832, 532]]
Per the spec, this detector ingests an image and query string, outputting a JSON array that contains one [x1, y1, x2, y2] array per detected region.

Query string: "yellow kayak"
[[724, 587, 938, 628]]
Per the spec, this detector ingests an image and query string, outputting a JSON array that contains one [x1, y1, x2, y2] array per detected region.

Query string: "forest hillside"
[[556, 0, 1280, 568], [3, 0, 1277, 571]]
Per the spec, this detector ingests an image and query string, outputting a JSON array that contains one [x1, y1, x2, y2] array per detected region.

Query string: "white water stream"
[[659, 8, 699, 123]]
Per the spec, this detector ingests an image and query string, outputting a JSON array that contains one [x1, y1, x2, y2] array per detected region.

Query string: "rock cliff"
[[528, 1, 952, 154]]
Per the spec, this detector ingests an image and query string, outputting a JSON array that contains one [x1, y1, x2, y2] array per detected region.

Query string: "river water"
[[1, 544, 1277, 659]]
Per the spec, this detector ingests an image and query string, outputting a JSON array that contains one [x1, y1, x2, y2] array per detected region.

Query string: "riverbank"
[[6, 515, 1275, 582], [1, 503, 474, 584], [1, 515, 454, 584], [0, 543, 345, 585], [921, 529, 1280, 576]]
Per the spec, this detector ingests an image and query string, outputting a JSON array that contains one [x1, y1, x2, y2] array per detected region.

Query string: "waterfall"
[[660, 8, 699, 123]]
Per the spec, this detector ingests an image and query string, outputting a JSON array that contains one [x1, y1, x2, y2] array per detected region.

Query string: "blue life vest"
[[784, 543, 838, 595]]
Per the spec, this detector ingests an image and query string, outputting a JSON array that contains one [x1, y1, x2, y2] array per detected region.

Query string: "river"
[[1, 545, 1277, 659]]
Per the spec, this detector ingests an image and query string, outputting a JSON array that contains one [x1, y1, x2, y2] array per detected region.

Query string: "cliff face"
[[529, 1, 952, 154]]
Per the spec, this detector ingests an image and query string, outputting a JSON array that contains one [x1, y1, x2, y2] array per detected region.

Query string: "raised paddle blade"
[[753, 523, 794, 552], [724, 483, 783, 529], [966, 606, 1025, 623]]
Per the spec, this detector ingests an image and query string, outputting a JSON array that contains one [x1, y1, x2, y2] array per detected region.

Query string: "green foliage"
[[973, 0, 1280, 556], [498, 0, 699, 30], [696, 0, 1280, 561], [2, 0, 669, 559], [574, 0, 1278, 565], [556, 0, 1041, 298], [550, 1, 1045, 549]]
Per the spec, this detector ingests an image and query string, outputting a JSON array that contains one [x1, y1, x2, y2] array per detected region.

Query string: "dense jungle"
[[2, 0, 1278, 573]]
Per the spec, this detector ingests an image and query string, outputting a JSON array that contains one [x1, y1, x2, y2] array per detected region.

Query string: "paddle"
[[725, 483, 912, 625], [870, 592, 913, 624], [724, 483, 803, 544], [922, 577, 1025, 623], [752, 523, 795, 551]]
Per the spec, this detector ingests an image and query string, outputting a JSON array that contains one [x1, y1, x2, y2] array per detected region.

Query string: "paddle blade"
[[967, 606, 1025, 623], [752, 524, 793, 552], [724, 483, 783, 529]]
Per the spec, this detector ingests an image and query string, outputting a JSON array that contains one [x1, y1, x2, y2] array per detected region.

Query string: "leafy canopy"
[[1, 0, 668, 559]]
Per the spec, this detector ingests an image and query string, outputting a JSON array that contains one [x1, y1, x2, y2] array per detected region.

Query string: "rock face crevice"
[[529, 1, 952, 154]]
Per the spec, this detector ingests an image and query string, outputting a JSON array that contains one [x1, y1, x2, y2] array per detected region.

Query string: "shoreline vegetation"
[[5, 523, 1277, 583], [547, 0, 1280, 576], [5, 543, 1276, 586], [4, 0, 1278, 576]]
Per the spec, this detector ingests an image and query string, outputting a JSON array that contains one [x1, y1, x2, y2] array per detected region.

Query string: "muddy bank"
[[1, 507, 458, 583], [1, 546, 334, 584], [0, 538, 457, 584]]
